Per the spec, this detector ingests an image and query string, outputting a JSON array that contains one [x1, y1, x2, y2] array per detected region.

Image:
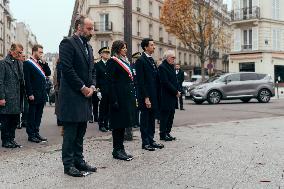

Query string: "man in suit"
[[135, 38, 164, 151], [158, 50, 181, 141], [0, 43, 24, 148], [59, 15, 97, 177], [175, 64, 185, 110], [95, 47, 110, 132], [23, 44, 51, 143]]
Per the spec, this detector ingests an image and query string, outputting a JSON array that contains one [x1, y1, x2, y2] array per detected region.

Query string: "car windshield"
[[204, 75, 221, 83]]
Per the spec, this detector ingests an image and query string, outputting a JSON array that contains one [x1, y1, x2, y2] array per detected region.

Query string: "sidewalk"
[[1, 116, 284, 189]]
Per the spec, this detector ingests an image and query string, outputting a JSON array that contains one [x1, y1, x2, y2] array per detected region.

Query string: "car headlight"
[[196, 86, 206, 90]]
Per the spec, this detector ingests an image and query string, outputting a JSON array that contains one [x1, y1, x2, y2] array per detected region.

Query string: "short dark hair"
[[141, 38, 153, 51], [74, 15, 86, 32], [10, 43, 23, 51], [32, 44, 43, 53], [111, 40, 127, 56]]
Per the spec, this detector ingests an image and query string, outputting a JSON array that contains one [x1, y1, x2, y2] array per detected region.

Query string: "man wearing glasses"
[[0, 43, 24, 148]]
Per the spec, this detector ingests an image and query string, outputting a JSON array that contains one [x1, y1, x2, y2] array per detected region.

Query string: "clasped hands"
[[81, 86, 97, 97]]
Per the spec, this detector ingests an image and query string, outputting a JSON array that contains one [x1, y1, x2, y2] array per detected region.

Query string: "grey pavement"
[[1, 116, 284, 189]]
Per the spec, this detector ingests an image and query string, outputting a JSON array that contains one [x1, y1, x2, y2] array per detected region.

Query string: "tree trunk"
[[201, 59, 206, 81]]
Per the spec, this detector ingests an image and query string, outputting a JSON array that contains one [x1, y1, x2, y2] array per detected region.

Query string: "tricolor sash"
[[112, 56, 133, 81], [26, 58, 46, 79]]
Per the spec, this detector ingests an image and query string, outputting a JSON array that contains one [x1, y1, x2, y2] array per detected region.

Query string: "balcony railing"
[[231, 6, 260, 21], [94, 22, 113, 32], [242, 44, 252, 51]]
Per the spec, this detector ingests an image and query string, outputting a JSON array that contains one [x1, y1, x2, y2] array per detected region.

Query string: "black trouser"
[[62, 122, 87, 168], [140, 109, 156, 146], [0, 114, 19, 143], [160, 109, 175, 136], [98, 93, 110, 128], [176, 96, 183, 109], [21, 97, 29, 126], [26, 103, 44, 138], [112, 128, 125, 150], [92, 95, 99, 121]]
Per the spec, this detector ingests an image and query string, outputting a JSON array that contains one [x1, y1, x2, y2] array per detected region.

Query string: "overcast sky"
[[10, 0, 232, 53], [10, 0, 75, 53]]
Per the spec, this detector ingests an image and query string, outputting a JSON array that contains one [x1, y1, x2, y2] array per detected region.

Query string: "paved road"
[[1, 115, 284, 188], [1, 98, 284, 155]]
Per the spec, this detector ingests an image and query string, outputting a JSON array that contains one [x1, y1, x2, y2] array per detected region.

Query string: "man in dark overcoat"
[[135, 38, 164, 151], [95, 47, 110, 132], [158, 50, 181, 141], [0, 43, 24, 148], [58, 15, 97, 177]]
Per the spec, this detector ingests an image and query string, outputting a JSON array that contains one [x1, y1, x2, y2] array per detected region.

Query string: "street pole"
[[124, 0, 133, 141]]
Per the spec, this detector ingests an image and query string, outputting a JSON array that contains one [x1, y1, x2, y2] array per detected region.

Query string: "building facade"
[[69, 0, 230, 77], [230, 0, 284, 82], [15, 22, 38, 58]]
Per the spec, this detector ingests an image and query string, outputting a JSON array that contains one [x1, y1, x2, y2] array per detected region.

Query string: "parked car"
[[183, 75, 209, 99], [190, 72, 275, 104]]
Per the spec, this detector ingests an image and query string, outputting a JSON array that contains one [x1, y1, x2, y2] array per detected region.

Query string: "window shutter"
[[276, 0, 280, 19], [234, 29, 241, 51], [252, 27, 258, 51], [272, 29, 277, 50]]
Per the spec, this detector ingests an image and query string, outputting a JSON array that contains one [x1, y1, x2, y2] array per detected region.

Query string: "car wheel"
[[193, 99, 204, 104], [257, 89, 271, 103], [240, 97, 251, 103], [207, 90, 221, 104]]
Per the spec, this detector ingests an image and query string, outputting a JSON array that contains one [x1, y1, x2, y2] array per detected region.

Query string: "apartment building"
[[69, 0, 230, 77], [16, 22, 38, 57], [230, 0, 284, 82]]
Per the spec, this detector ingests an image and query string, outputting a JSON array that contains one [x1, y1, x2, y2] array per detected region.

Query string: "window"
[[242, 0, 252, 19], [159, 48, 163, 59], [137, 20, 141, 36], [272, 0, 280, 20], [136, 0, 141, 11], [189, 54, 192, 65], [226, 74, 240, 82], [158, 6, 161, 18], [137, 43, 140, 52], [184, 53, 187, 65], [159, 27, 163, 41], [100, 41, 108, 48], [243, 29, 252, 50], [100, 14, 109, 31], [149, 1, 153, 17], [100, 0, 109, 4], [239, 62, 255, 72], [178, 52, 181, 64], [149, 24, 153, 38], [240, 73, 258, 81], [273, 28, 281, 50]]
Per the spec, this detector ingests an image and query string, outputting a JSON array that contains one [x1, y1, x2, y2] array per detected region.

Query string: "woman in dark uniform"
[[106, 40, 136, 161]]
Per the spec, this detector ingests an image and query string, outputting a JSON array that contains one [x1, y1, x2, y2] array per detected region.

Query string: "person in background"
[[158, 50, 180, 141], [106, 40, 136, 161], [0, 43, 24, 148], [135, 38, 164, 151], [175, 64, 185, 110], [131, 52, 141, 128], [23, 44, 51, 143], [95, 47, 111, 132]]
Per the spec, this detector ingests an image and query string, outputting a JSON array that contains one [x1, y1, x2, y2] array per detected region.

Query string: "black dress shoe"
[[151, 142, 164, 149], [99, 127, 108, 132], [167, 133, 176, 140], [75, 163, 97, 172], [180, 108, 185, 110], [2, 141, 16, 148], [121, 149, 133, 159], [160, 135, 173, 141], [10, 140, 22, 148], [36, 134, 47, 142], [142, 144, 156, 151], [112, 149, 133, 161], [28, 137, 41, 143], [64, 167, 84, 177]]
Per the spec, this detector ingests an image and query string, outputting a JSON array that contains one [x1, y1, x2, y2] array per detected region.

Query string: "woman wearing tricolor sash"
[[106, 40, 136, 161]]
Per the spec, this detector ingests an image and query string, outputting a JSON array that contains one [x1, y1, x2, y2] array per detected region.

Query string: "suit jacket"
[[95, 59, 108, 94], [106, 57, 136, 129], [58, 35, 96, 122], [176, 69, 184, 91], [158, 60, 179, 111], [0, 54, 24, 114], [135, 52, 160, 110], [23, 58, 51, 104]]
